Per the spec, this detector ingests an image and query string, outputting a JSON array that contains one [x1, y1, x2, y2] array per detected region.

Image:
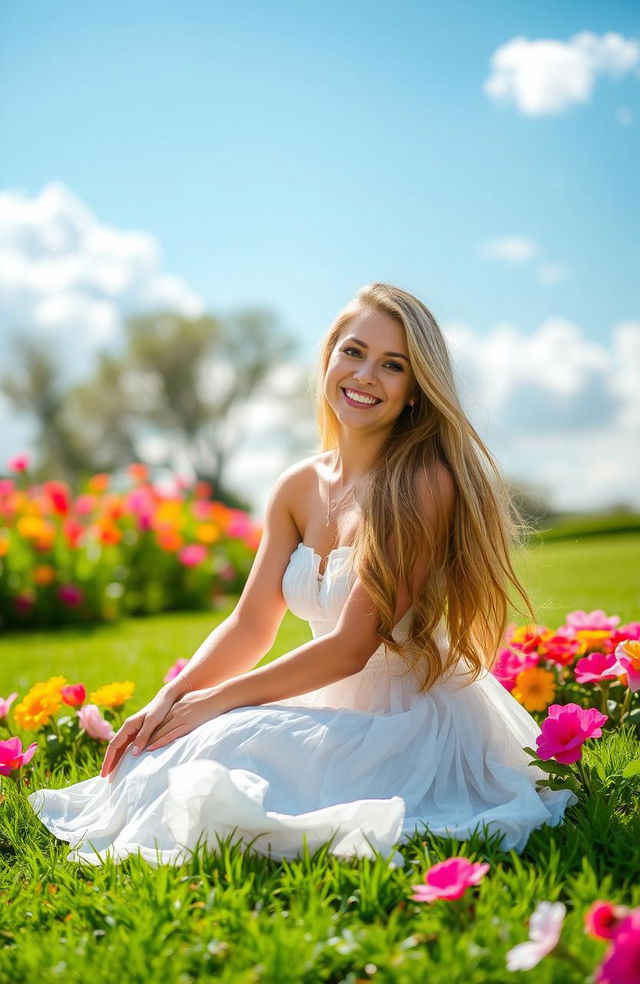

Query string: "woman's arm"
[[166, 465, 303, 698]]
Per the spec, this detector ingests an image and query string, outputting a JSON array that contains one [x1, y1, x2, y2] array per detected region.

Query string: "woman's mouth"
[[340, 387, 382, 408]]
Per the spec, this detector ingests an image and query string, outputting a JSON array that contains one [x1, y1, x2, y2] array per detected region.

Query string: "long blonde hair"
[[314, 283, 535, 692]]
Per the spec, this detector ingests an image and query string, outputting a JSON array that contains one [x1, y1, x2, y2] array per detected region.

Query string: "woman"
[[28, 282, 576, 866]]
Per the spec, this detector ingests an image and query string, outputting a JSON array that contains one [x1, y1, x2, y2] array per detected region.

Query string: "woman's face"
[[324, 307, 418, 432]]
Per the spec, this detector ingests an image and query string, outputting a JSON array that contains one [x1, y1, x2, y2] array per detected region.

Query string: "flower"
[[575, 652, 622, 685], [506, 901, 566, 971], [87, 473, 110, 494], [512, 666, 557, 712], [127, 462, 149, 483], [163, 658, 189, 683], [178, 544, 207, 567], [60, 683, 86, 707], [536, 703, 608, 764], [57, 583, 85, 607], [539, 632, 581, 666], [78, 704, 115, 741], [596, 909, 640, 984], [7, 453, 29, 473], [585, 900, 631, 940], [576, 630, 614, 656], [410, 856, 490, 903], [42, 480, 70, 516], [0, 736, 38, 775], [567, 610, 621, 632], [14, 676, 66, 730], [491, 647, 539, 691], [0, 693, 18, 717], [89, 681, 135, 708], [33, 565, 56, 587], [613, 640, 640, 692]]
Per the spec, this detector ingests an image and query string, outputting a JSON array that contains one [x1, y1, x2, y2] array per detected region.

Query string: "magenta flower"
[[566, 610, 620, 632], [178, 544, 207, 567], [7, 453, 29, 473], [492, 647, 538, 691], [410, 856, 490, 903], [506, 901, 566, 971], [536, 703, 608, 764], [0, 736, 38, 775], [60, 683, 86, 707], [163, 658, 189, 683], [57, 583, 85, 607], [585, 900, 631, 941], [596, 909, 640, 984], [575, 652, 622, 685], [0, 693, 18, 718], [78, 704, 115, 741]]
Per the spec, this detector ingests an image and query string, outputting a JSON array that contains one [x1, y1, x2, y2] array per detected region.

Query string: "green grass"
[[1, 533, 639, 983]]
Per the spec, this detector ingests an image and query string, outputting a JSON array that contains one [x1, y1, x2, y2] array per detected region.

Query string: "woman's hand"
[[143, 687, 231, 752], [100, 683, 183, 779]]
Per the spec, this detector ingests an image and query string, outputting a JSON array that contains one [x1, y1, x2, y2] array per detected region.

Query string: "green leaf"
[[621, 760, 640, 779]]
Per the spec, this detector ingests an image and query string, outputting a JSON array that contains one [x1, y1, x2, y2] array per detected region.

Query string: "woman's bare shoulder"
[[274, 451, 332, 495]]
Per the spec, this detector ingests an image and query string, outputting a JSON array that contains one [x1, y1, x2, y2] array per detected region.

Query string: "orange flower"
[[512, 666, 557, 712], [89, 681, 135, 708], [97, 524, 122, 545], [0, 532, 9, 557], [33, 565, 56, 586], [14, 676, 66, 730], [88, 473, 110, 494], [157, 531, 185, 552], [17, 515, 48, 540], [127, 463, 149, 483]]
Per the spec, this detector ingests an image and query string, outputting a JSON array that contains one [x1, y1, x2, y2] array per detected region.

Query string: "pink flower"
[[566, 610, 620, 632], [60, 683, 86, 707], [596, 909, 640, 984], [613, 640, 640, 692], [178, 544, 207, 567], [0, 479, 15, 496], [506, 901, 566, 971], [536, 703, 608, 764], [57, 583, 84, 607], [575, 652, 622, 685], [74, 494, 96, 516], [585, 900, 631, 941], [42, 480, 70, 516], [163, 658, 189, 683], [0, 736, 38, 775], [410, 856, 490, 903], [227, 510, 254, 540], [77, 704, 115, 741], [7, 453, 29, 473], [0, 693, 18, 718], [492, 647, 539, 691]]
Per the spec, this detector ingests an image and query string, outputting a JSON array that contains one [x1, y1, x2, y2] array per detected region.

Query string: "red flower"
[[60, 683, 86, 707], [585, 900, 630, 940], [43, 480, 70, 516]]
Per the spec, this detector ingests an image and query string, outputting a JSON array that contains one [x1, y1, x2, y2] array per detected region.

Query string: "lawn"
[[0, 533, 639, 983]]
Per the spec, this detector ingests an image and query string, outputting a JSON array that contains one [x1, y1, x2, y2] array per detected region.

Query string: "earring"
[[408, 399, 416, 426]]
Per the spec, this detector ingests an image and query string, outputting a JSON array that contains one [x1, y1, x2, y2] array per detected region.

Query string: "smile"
[[341, 387, 382, 407]]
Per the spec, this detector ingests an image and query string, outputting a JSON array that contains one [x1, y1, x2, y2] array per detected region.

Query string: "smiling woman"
[[27, 282, 576, 866]]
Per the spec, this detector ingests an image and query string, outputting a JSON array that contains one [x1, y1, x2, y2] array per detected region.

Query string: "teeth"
[[345, 389, 379, 405]]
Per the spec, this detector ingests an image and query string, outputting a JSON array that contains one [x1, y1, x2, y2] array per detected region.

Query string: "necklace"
[[325, 457, 365, 528]]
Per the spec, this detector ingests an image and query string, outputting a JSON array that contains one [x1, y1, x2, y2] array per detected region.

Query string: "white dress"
[[28, 543, 576, 866]]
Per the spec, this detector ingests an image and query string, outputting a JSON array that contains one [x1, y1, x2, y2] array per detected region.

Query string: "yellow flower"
[[575, 630, 611, 655], [89, 681, 135, 708], [195, 522, 220, 544], [14, 676, 67, 730], [512, 666, 556, 712]]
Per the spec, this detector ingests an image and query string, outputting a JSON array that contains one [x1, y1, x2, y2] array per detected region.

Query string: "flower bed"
[[0, 458, 261, 629]]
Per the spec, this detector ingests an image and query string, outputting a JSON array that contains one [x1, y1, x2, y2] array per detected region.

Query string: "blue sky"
[[2, 0, 638, 343], [1, 1, 639, 512]]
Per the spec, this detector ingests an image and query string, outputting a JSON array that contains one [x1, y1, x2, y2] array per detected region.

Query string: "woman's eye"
[[341, 347, 403, 372]]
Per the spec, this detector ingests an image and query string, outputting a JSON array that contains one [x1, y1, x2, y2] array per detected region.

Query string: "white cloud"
[[485, 31, 640, 116], [0, 182, 205, 378], [477, 236, 539, 262], [443, 317, 640, 510]]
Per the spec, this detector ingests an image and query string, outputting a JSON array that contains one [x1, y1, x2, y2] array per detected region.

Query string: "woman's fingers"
[[130, 711, 166, 756], [146, 726, 186, 751], [100, 718, 141, 777]]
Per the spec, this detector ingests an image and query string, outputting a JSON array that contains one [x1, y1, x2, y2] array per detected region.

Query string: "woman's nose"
[[352, 361, 376, 385]]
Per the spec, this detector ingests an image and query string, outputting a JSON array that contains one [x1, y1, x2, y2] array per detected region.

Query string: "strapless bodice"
[[281, 542, 446, 673]]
